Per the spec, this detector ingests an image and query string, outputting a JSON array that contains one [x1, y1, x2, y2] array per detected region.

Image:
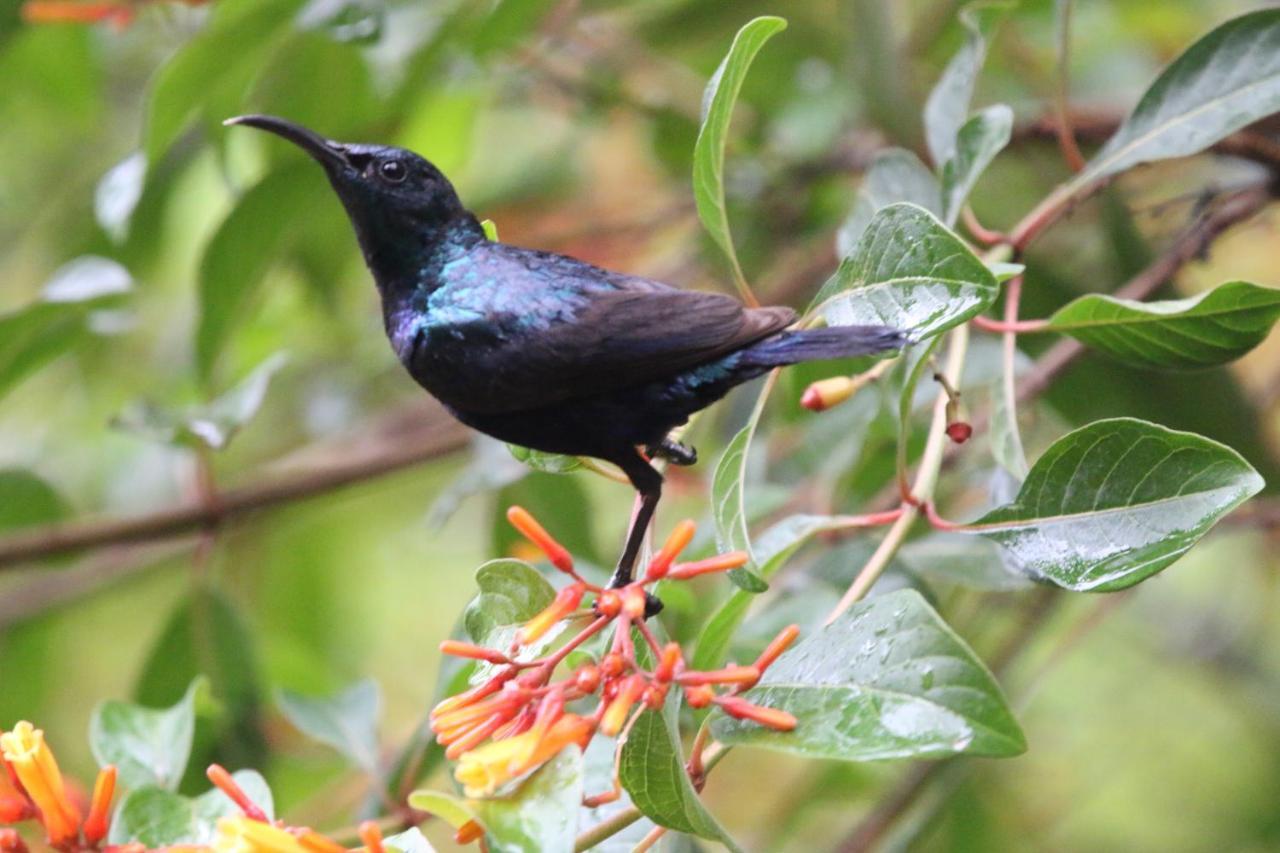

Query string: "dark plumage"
[[224, 115, 905, 588]]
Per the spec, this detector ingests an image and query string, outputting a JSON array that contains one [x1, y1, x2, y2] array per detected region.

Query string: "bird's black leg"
[[610, 452, 664, 594], [646, 437, 698, 466]]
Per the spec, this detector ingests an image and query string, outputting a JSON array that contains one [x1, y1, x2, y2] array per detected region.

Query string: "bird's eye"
[[379, 160, 407, 184]]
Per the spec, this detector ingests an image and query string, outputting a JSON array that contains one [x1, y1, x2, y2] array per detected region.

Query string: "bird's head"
[[224, 115, 479, 280]]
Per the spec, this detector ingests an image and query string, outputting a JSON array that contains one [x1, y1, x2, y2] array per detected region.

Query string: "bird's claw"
[[647, 438, 697, 466]]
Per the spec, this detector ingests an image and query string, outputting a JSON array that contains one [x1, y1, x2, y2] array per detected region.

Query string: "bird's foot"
[[647, 438, 697, 466], [605, 566, 665, 618]]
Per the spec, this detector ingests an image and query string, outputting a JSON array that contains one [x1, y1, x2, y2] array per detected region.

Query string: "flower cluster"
[[1, 722, 116, 852], [431, 507, 800, 814], [0, 725, 373, 853]]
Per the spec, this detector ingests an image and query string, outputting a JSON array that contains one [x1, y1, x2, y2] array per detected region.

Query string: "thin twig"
[[1052, 0, 1086, 172], [0, 404, 470, 569]]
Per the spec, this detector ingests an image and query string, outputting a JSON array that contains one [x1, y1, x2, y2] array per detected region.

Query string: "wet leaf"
[[277, 679, 381, 773], [108, 770, 273, 846], [813, 204, 998, 340], [923, 2, 1010, 167], [940, 104, 1012, 226], [711, 589, 1025, 759], [710, 420, 769, 593], [619, 694, 743, 851], [1046, 281, 1280, 369], [1075, 8, 1280, 186], [836, 148, 941, 256], [410, 747, 584, 853], [693, 15, 787, 295], [91, 678, 204, 791], [897, 534, 1032, 591], [968, 418, 1264, 591]]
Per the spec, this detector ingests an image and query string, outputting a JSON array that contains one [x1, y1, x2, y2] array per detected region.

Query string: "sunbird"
[[225, 116, 904, 590]]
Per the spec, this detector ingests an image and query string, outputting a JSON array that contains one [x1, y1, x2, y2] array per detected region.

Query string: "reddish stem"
[[923, 502, 966, 532], [971, 315, 1049, 334]]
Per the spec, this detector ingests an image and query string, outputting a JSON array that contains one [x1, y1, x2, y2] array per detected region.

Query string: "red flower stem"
[[970, 315, 1049, 334], [532, 616, 610, 676], [828, 507, 905, 529], [633, 618, 664, 659], [923, 502, 966, 532]]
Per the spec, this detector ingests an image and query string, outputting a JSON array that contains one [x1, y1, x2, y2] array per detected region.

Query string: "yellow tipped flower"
[[0, 722, 81, 846], [212, 816, 344, 853], [517, 583, 584, 645], [454, 714, 593, 797], [801, 375, 858, 411]]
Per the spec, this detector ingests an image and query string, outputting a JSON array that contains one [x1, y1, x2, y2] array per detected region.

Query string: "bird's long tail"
[[738, 325, 906, 367]]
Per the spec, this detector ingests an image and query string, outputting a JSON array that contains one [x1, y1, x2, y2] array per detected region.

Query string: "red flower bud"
[[684, 685, 715, 708], [573, 665, 601, 694], [946, 421, 973, 444]]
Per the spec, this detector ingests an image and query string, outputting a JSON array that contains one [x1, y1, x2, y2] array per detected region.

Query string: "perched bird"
[[224, 115, 904, 589]]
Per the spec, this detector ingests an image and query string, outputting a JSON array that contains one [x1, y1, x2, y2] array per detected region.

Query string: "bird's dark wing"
[[476, 287, 796, 412]]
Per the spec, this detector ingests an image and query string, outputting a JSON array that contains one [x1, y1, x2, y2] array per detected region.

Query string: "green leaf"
[[987, 261, 1024, 283], [836, 148, 942, 256], [383, 828, 435, 853], [480, 218, 499, 241], [0, 255, 132, 402], [710, 423, 768, 593], [507, 444, 583, 474], [1046, 281, 1280, 369], [1076, 8, 1280, 186], [144, 0, 306, 162], [692, 15, 787, 295], [114, 353, 287, 452], [711, 589, 1025, 759], [410, 747, 584, 853], [462, 559, 559, 685], [0, 469, 68, 534], [620, 695, 742, 851], [463, 559, 557, 644], [196, 162, 329, 383], [923, 2, 1010, 167], [897, 534, 1032, 591], [108, 788, 195, 847], [277, 679, 381, 774], [940, 103, 1012, 226], [108, 770, 273, 846], [90, 678, 203, 792], [967, 418, 1264, 591], [812, 203, 998, 339]]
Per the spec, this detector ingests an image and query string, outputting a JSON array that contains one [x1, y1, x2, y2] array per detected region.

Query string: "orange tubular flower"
[[358, 821, 384, 853], [0, 764, 32, 824], [644, 519, 696, 581], [438, 640, 511, 665], [715, 696, 798, 731], [81, 764, 117, 845], [206, 765, 269, 824], [676, 666, 760, 687], [506, 506, 574, 574], [212, 815, 340, 853], [454, 714, 593, 798], [0, 722, 81, 846], [517, 583, 585, 645], [454, 820, 484, 845], [600, 674, 646, 737], [667, 551, 749, 580]]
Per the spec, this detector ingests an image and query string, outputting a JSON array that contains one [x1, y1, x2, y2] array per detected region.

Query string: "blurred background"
[[1, 0, 1279, 850]]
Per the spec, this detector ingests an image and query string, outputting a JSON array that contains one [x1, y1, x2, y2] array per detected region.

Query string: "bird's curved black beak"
[[223, 114, 349, 170]]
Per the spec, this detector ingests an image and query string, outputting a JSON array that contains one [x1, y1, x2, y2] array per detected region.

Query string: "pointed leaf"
[[967, 418, 1264, 591], [462, 559, 559, 685], [941, 104, 1012, 226], [710, 424, 768, 592], [410, 747, 584, 853], [813, 203, 998, 339], [711, 589, 1025, 759], [109, 770, 274, 846], [1046, 281, 1280, 369], [619, 695, 743, 852], [277, 679, 381, 773], [1076, 8, 1280, 186], [693, 15, 787, 293], [836, 148, 941, 256], [90, 678, 203, 791], [923, 2, 1010, 166]]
